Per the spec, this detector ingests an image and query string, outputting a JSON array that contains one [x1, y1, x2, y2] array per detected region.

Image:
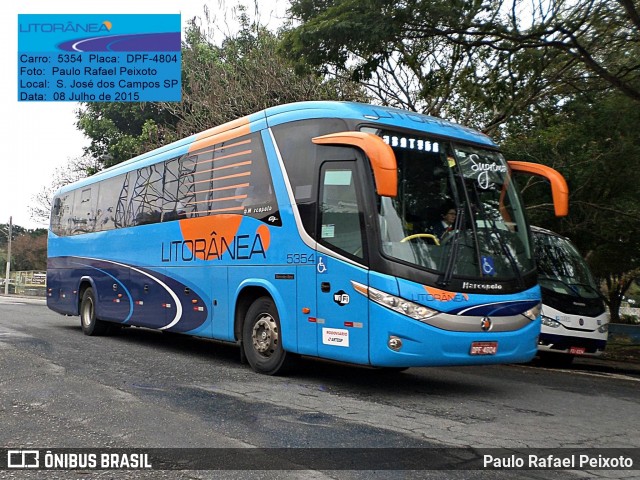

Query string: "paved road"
[[1, 296, 639, 479]]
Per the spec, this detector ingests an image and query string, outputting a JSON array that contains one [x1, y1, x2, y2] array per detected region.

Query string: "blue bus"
[[47, 101, 568, 374]]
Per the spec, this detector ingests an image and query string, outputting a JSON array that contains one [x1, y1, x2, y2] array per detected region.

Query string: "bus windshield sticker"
[[481, 256, 496, 276], [321, 224, 335, 238]]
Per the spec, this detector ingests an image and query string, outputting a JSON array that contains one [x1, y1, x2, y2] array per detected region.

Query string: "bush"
[[618, 314, 640, 325]]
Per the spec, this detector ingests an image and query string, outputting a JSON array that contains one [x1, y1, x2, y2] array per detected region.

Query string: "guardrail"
[[2, 271, 46, 297]]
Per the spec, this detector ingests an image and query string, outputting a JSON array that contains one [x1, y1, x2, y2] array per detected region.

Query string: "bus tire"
[[80, 288, 111, 336], [242, 296, 291, 375]]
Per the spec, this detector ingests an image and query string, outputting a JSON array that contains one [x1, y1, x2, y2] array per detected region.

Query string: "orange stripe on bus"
[[189, 149, 253, 168], [183, 171, 251, 186], [188, 117, 251, 153], [188, 195, 247, 205], [192, 160, 253, 177], [189, 138, 252, 158], [194, 206, 245, 214], [195, 183, 250, 194]]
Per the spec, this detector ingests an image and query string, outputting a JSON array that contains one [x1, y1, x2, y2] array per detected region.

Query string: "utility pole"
[[4, 216, 11, 295]]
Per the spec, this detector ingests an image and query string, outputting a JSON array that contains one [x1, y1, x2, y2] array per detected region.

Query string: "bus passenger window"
[[319, 165, 365, 259]]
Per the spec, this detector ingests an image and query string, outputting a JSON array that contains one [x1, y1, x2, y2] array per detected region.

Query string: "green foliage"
[[76, 103, 179, 169], [283, 0, 640, 134], [0, 224, 26, 249], [282, 0, 576, 130], [503, 91, 640, 264], [502, 91, 640, 319], [165, 15, 366, 137], [0, 226, 48, 273], [75, 10, 366, 172]]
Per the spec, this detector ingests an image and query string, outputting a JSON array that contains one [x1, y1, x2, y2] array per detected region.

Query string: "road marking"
[[563, 369, 640, 383], [516, 364, 640, 383]]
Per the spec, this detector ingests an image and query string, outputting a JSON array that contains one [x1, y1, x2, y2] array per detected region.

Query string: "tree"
[[282, 0, 582, 132], [282, 0, 640, 132], [164, 12, 366, 137], [29, 156, 100, 226], [0, 226, 47, 274], [75, 7, 366, 172], [421, 0, 640, 102], [76, 102, 179, 169], [502, 90, 640, 321], [10, 233, 47, 271]]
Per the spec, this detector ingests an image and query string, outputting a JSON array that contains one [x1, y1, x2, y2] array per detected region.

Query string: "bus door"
[[315, 160, 370, 365]]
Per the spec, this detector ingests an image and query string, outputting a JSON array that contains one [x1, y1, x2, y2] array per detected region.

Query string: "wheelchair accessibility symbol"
[[317, 256, 327, 274], [481, 256, 495, 276]]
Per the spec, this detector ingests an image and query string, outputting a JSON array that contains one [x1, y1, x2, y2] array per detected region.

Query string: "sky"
[[0, 0, 287, 230]]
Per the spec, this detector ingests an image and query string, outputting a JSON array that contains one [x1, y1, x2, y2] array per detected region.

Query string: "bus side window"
[[95, 174, 128, 231], [128, 165, 163, 226], [50, 191, 74, 236], [319, 163, 365, 259], [162, 157, 188, 221], [71, 187, 97, 234]]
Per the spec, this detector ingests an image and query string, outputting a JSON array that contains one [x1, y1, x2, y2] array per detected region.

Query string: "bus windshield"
[[376, 130, 534, 281], [532, 231, 600, 299]]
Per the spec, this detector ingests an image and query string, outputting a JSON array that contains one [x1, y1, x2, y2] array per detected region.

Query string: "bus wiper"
[[568, 282, 604, 299], [474, 187, 524, 288], [439, 206, 465, 287]]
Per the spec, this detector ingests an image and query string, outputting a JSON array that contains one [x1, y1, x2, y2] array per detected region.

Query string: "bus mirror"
[[508, 161, 569, 217], [312, 132, 398, 197]]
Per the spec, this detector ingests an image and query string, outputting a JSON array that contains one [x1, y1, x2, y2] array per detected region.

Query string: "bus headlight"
[[351, 281, 438, 321], [522, 302, 542, 321], [598, 323, 609, 333], [541, 315, 561, 328]]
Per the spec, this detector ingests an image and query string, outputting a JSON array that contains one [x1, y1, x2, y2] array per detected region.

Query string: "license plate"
[[470, 341, 498, 355], [569, 347, 586, 355]]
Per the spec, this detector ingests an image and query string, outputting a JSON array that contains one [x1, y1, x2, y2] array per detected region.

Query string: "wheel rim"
[[82, 296, 93, 327], [251, 313, 278, 358]]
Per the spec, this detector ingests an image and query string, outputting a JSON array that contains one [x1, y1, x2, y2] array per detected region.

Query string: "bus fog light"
[[388, 336, 403, 351]]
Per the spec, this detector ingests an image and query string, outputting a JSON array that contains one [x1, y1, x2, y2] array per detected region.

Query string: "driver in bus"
[[429, 204, 457, 239]]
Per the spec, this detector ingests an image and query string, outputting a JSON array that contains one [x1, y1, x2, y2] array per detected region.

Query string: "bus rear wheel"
[[242, 297, 291, 375], [80, 287, 111, 336]]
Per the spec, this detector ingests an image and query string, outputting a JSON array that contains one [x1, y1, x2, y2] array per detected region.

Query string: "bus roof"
[[57, 101, 496, 195], [264, 101, 496, 147]]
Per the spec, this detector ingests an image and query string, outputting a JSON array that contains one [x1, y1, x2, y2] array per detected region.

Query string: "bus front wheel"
[[80, 288, 111, 336], [242, 297, 291, 375]]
